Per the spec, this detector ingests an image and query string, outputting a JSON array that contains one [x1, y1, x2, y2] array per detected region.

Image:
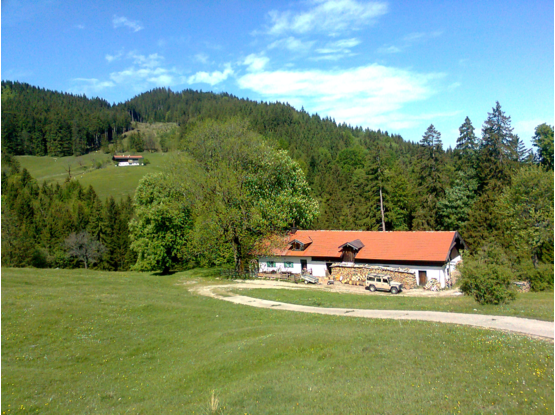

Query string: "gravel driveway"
[[189, 280, 554, 341]]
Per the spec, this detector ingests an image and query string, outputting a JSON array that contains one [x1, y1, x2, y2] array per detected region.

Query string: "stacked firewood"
[[424, 279, 441, 291], [512, 281, 531, 293], [330, 264, 417, 289]]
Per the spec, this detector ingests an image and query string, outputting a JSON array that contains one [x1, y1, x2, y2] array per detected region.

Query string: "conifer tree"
[[455, 117, 478, 170], [413, 125, 445, 229], [478, 102, 516, 189]]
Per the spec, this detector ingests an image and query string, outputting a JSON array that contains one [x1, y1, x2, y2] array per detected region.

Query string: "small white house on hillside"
[[258, 230, 466, 288], [113, 154, 143, 166]]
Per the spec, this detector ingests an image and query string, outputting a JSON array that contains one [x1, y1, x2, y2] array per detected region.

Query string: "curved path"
[[191, 282, 554, 341]]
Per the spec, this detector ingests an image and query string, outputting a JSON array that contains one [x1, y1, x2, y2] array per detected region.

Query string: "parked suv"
[[365, 274, 403, 294]]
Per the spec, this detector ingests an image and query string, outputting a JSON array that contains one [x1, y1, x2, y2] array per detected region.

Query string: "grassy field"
[[231, 287, 555, 322], [2, 268, 553, 414], [16, 152, 171, 200]]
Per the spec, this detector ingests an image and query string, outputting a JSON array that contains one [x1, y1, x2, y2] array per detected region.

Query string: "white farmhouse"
[[113, 154, 143, 166], [258, 230, 466, 288]]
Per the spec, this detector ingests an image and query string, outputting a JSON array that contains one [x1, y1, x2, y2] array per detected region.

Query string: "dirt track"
[[189, 280, 554, 341]]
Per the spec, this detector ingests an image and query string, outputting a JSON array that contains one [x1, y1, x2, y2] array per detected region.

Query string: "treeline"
[[1, 156, 136, 270], [1, 81, 132, 156]]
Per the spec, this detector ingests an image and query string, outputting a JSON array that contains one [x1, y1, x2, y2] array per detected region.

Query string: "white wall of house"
[[258, 257, 329, 277], [259, 255, 464, 288], [117, 161, 141, 167]]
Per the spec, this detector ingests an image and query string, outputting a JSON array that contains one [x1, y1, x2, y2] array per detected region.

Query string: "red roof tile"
[[273, 230, 461, 263]]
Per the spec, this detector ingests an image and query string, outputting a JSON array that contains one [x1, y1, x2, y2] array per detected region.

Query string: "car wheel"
[[390, 287, 398, 294], [369, 285, 376, 292]]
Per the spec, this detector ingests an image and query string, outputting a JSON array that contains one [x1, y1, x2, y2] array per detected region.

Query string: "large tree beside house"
[[165, 118, 319, 272]]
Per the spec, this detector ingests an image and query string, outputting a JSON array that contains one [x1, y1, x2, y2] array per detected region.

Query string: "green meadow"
[[2, 268, 553, 414], [233, 287, 555, 322], [16, 152, 171, 200]]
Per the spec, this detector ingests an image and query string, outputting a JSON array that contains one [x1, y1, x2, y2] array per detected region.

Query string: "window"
[[266, 261, 276, 268], [291, 242, 304, 251], [284, 262, 294, 268], [367, 276, 375, 282]]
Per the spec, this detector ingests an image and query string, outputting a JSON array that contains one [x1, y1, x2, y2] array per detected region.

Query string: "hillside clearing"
[[16, 152, 171, 200]]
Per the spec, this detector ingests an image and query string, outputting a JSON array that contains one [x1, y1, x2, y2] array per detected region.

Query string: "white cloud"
[[262, 0, 388, 36], [105, 51, 124, 63], [315, 37, 360, 54], [187, 64, 234, 86], [112, 15, 143, 32], [127, 51, 164, 68], [268, 36, 316, 53], [109, 66, 177, 87], [75, 50, 184, 93], [447, 82, 461, 91], [69, 78, 116, 95], [75, 24, 85, 30], [237, 64, 446, 130], [243, 54, 269, 72]]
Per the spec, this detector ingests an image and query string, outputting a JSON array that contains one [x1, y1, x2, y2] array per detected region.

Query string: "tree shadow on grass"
[[151, 268, 224, 278], [151, 270, 178, 276]]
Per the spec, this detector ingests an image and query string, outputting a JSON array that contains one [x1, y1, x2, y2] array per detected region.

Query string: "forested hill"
[[1, 81, 132, 157], [120, 87, 410, 159]]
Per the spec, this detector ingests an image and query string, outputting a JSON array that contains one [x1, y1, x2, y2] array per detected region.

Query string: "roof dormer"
[[338, 239, 365, 262], [288, 236, 312, 251]]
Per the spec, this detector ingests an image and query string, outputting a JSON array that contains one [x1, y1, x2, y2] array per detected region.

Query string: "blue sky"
[[2, 0, 553, 148]]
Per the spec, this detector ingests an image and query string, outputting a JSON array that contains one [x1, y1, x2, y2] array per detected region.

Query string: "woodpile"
[[513, 281, 531, 293], [424, 279, 441, 291], [330, 264, 417, 290], [257, 272, 300, 283]]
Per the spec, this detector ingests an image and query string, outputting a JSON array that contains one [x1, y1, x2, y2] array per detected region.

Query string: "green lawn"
[[16, 152, 172, 200], [231, 287, 555, 322], [2, 268, 553, 414]]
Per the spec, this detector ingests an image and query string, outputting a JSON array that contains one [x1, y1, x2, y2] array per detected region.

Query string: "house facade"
[[258, 230, 466, 288], [113, 155, 143, 166]]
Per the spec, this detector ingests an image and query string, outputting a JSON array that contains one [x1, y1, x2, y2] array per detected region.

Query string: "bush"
[[31, 248, 49, 268], [459, 259, 516, 305], [512, 259, 554, 292], [529, 263, 554, 291], [143, 158, 150, 166]]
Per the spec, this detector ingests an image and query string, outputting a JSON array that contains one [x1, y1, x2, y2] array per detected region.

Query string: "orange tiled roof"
[[113, 155, 144, 160], [275, 230, 461, 263]]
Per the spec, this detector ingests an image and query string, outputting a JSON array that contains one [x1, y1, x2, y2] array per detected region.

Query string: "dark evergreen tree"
[[413, 125, 445, 230], [478, 102, 516, 189], [455, 116, 478, 170]]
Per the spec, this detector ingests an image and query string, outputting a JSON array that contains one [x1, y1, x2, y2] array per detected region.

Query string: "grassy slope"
[[15, 122, 179, 200], [16, 152, 171, 200], [232, 288, 555, 321], [2, 268, 553, 414]]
